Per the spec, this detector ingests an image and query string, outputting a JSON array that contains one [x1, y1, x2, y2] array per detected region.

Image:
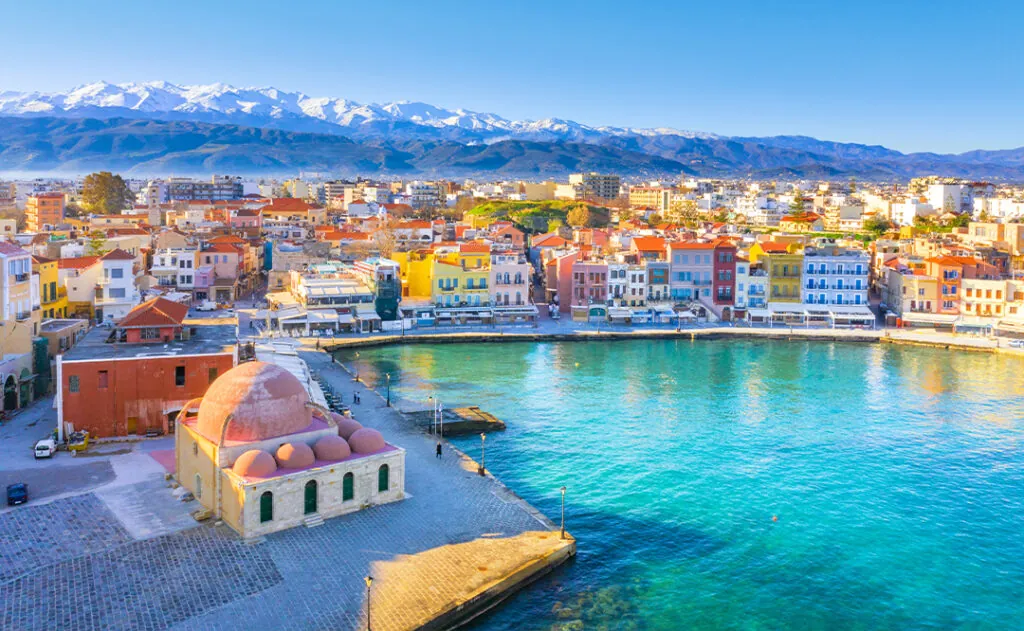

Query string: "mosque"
[[174, 360, 405, 539]]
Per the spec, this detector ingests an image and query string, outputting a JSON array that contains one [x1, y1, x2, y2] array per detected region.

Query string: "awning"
[[901, 312, 959, 325], [355, 304, 381, 320], [608, 307, 632, 320], [995, 319, 1024, 332]]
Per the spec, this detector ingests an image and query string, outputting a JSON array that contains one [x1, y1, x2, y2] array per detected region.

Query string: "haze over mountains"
[[2, 81, 1023, 179]]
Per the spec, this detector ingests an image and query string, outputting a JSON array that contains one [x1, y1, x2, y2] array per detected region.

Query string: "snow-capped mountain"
[[0, 81, 718, 143]]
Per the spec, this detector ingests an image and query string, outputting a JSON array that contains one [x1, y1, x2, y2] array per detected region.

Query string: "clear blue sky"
[[3, 0, 1021, 154]]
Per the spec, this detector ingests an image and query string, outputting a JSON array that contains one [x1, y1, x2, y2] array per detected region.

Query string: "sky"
[[2, 0, 1021, 154]]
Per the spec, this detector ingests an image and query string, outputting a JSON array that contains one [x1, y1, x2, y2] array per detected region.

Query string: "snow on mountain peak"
[[0, 80, 716, 142]]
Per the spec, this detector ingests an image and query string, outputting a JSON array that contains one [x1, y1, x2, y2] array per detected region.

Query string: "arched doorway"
[[304, 480, 318, 514], [3, 375, 17, 411], [260, 491, 274, 523], [343, 472, 354, 501], [378, 464, 390, 492], [721, 307, 732, 322]]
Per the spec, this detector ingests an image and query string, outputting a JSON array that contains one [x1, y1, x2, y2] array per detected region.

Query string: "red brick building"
[[56, 297, 236, 438], [712, 239, 738, 309]]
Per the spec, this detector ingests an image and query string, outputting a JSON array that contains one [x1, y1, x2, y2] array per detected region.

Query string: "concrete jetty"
[[402, 405, 507, 436]]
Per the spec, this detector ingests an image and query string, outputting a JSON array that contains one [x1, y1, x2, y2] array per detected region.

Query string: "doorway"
[[304, 480, 318, 514]]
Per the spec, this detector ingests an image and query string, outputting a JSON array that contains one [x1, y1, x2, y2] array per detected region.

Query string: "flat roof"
[[62, 321, 236, 362], [39, 319, 86, 333]]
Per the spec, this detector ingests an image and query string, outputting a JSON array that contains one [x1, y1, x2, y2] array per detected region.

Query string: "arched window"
[[304, 480, 318, 514], [378, 464, 390, 492], [194, 473, 202, 499], [343, 472, 354, 501], [260, 491, 273, 523]]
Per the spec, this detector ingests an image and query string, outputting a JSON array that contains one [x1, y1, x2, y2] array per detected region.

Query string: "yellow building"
[[430, 244, 491, 307], [748, 240, 802, 264], [33, 256, 67, 319], [391, 250, 436, 300], [1, 242, 38, 411], [760, 248, 804, 303]]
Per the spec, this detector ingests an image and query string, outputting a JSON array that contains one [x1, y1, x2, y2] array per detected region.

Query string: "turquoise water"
[[340, 340, 1024, 630]]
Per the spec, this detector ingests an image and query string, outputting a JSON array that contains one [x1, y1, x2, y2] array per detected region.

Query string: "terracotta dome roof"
[[348, 428, 386, 454], [333, 413, 363, 440], [276, 442, 315, 469], [313, 435, 351, 461], [233, 450, 278, 478], [196, 361, 312, 443]]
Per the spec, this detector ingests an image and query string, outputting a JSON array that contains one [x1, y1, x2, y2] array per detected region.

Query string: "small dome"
[[232, 449, 278, 478], [276, 442, 315, 469], [196, 361, 312, 443], [313, 435, 351, 461], [348, 428, 386, 454], [334, 414, 363, 440]]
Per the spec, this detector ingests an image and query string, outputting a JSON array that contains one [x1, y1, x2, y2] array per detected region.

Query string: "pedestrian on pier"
[[436, 441, 442, 459]]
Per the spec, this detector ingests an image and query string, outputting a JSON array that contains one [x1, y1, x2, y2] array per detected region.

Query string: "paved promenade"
[[0, 350, 573, 631]]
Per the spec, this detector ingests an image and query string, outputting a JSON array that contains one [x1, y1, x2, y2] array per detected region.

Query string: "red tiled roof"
[[117, 297, 188, 329], [759, 242, 791, 254], [100, 248, 135, 261], [631, 236, 666, 252], [206, 243, 241, 254], [58, 256, 100, 270], [32, 255, 55, 264], [667, 241, 714, 250], [459, 242, 490, 254], [261, 198, 311, 213]]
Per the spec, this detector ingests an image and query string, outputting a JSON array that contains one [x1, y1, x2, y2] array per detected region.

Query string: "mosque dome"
[[313, 435, 352, 461], [333, 413, 363, 440], [348, 428, 386, 454], [196, 361, 312, 443], [232, 450, 278, 478], [275, 442, 316, 469]]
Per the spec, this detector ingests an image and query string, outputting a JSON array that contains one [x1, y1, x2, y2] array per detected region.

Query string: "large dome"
[[196, 361, 312, 443]]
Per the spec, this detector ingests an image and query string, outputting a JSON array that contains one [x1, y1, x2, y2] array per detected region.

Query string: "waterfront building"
[[752, 242, 804, 304], [489, 252, 531, 307], [607, 262, 628, 306], [175, 361, 405, 539], [667, 241, 715, 302], [625, 264, 647, 307], [712, 240, 738, 318], [646, 260, 670, 303], [431, 246, 490, 307], [569, 260, 608, 310], [56, 298, 236, 438], [352, 258, 402, 320], [801, 246, 870, 306]]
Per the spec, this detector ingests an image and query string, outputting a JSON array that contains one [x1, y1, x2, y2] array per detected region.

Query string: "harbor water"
[[339, 340, 1024, 630]]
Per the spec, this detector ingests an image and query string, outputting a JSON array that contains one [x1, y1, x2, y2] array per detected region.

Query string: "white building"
[[607, 262, 628, 305], [801, 246, 870, 306], [891, 200, 935, 226]]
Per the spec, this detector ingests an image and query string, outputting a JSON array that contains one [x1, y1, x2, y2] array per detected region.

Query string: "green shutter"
[[343, 473, 354, 501], [260, 491, 273, 523], [378, 465, 389, 492]]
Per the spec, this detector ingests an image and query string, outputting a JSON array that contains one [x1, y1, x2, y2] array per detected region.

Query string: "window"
[[194, 473, 202, 499], [141, 328, 160, 340], [260, 491, 273, 523], [175, 366, 186, 387], [97, 370, 109, 389], [110, 268, 124, 279], [378, 464, 390, 492], [69, 375, 80, 393], [109, 288, 126, 298], [208, 367, 218, 383]]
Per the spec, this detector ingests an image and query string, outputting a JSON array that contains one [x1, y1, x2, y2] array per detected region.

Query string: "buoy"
[[772, 515, 778, 522], [574, 362, 580, 367]]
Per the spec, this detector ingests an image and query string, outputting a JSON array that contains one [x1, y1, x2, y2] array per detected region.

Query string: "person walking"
[[436, 441, 442, 459]]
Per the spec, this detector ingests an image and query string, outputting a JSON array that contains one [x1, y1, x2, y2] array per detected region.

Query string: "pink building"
[[570, 260, 608, 308]]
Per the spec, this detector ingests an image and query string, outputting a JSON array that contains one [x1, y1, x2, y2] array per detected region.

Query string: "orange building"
[[26, 193, 66, 232], [56, 298, 236, 438]]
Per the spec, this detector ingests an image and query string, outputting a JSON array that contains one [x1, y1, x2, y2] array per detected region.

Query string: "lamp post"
[[478, 433, 486, 476], [364, 575, 373, 631], [560, 486, 567, 539], [354, 351, 360, 382], [386, 373, 392, 407], [428, 395, 435, 434]]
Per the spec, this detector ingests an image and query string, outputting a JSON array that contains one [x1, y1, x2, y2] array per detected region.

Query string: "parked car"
[[1008, 339, 1024, 349], [34, 438, 57, 459], [6, 482, 28, 506], [194, 300, 218, 312]]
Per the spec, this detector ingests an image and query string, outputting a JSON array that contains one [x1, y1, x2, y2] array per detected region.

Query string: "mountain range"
[[1, 81, 1023, 179]]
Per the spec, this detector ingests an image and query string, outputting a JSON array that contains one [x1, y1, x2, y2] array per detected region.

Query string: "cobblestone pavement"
[[0, 350, 566, 631], [95, 479, 198, 540]]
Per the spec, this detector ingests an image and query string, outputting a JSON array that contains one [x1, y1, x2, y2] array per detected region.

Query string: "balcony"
[[13, 273, 29, 283], [693, 280, 713, 287], [16, 310, 31, 321]]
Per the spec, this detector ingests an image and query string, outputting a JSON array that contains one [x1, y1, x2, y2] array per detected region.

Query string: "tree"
[[86, 230, 110, 256], [949, 213, 970, 228], [373, 218, 398, 259], [82, 171, 134, 215], [547, 219, 564, 233], [863, 216, 892, 236], [566, 204, 593, 228], [647, 213, 663, 226], [789, 193, 805, 213]]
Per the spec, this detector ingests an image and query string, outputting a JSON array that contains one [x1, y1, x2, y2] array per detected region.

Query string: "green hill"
[[466, 200, 610, 232]]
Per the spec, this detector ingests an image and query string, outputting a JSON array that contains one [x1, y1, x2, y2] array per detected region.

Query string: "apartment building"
[[567, 173, 621, 201], [802, 246, 870, 306], [26, 193, 66, 232]]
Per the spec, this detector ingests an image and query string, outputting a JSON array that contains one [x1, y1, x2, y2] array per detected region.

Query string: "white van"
[[34, 438, 57, 459], [194, 300, 218, 312]]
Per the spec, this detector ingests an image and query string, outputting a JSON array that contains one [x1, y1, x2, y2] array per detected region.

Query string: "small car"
[[6, 483, 28, 506], [34, 438, 57, 459]]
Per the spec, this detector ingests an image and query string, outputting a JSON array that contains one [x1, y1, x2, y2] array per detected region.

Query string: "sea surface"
[[338, 340, 1024, 630]]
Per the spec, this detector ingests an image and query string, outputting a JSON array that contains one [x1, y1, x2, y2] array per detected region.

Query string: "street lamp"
[[364, 575, 373, 631], [386, 373, 392, 407], [353, 351, 360, 382], [560, 486, 567, 539], [428, 395, 435, 434], [478, 433, 486, 476]]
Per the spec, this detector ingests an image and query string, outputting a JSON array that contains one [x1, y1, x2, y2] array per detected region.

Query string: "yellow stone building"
[[33, 256, 67, 319], [751, 242, 804, 303]]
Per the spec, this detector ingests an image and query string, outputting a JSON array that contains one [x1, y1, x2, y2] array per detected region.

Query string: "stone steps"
[[303, 513, 324, 528]]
